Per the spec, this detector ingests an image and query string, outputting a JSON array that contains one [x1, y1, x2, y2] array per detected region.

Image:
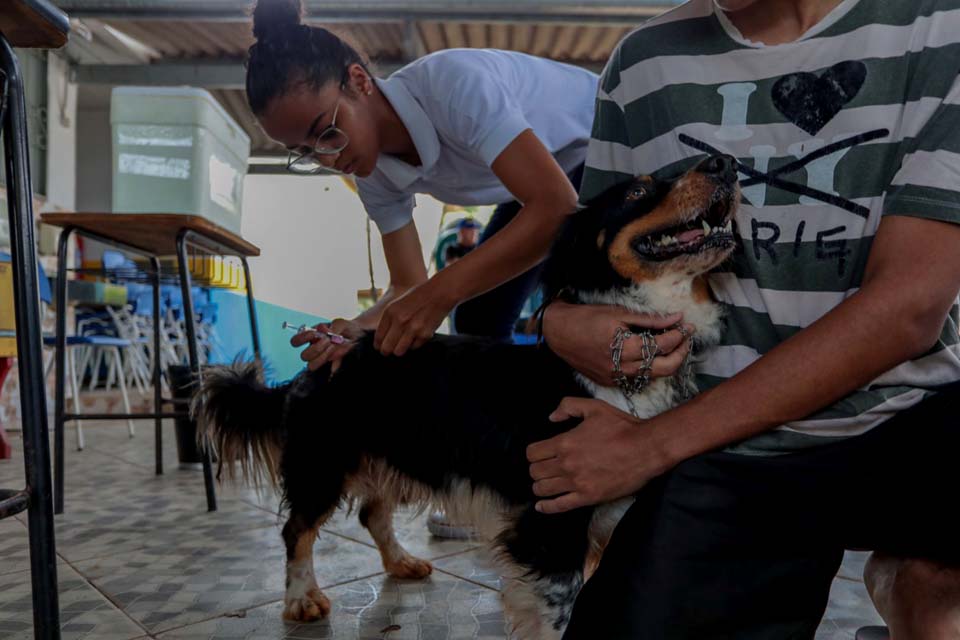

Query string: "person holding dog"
[[527, 0, 960, 637]]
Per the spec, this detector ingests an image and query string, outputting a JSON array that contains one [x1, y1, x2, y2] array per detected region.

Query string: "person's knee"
[[864, 553, 960, 639]]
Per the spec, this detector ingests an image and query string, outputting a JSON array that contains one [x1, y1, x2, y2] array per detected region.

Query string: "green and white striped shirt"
[[582, 0, 960, 454]]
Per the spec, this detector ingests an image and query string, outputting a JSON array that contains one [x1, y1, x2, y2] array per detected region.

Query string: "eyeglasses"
[[286, 96, 350, 175]]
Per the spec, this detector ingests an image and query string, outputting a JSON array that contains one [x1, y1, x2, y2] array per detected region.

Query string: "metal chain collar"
[[610, 327, 660, 417], [611, 324, 697, 417]]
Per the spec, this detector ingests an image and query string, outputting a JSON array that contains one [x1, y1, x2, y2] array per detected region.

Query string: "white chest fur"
[[575, 279, 723, 418]]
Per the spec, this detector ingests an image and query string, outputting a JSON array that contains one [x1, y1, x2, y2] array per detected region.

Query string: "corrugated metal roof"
[[65, 5, 676, 154], [92, 19, 631, 67]]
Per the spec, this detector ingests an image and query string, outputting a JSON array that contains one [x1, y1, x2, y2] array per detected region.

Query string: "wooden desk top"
[[40, 213, 261, 258], [0, 0, 69, 49]]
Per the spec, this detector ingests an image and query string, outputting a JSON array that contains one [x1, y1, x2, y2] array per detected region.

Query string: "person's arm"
[[291, 221, 428, 371], [354, 222, 428, 330], [374, 130, 579, 356], [527, 214, 960, 513]]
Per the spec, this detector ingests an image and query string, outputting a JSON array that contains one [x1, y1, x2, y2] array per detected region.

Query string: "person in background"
[[443, 218, 481, 268]]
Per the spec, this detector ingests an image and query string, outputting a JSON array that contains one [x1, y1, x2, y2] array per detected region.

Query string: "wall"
[[223, 173, 447, 381], [74, 85, 114, 214], [45, 54, 78, 212]]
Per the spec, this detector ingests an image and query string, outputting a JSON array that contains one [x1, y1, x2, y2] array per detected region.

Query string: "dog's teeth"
[[702, 220, 711, 236], [724, 220, 733, 232]]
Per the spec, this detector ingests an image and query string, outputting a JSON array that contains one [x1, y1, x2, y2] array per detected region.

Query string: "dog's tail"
[[193, 361, 291, 489]]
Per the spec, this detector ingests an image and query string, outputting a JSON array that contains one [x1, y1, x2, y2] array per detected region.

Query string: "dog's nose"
[[699, 154, 738, 184]]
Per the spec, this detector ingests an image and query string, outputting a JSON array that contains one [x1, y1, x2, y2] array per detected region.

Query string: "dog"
[[197, 154, 740, 639]]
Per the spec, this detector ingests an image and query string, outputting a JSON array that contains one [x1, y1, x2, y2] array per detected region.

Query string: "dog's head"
[[543, 154, 741, 299]]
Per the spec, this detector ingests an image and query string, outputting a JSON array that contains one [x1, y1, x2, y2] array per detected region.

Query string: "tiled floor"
[[0, 421, 883, 639]]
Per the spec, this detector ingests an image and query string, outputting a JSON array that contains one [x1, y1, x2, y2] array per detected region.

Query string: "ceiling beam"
[[57, 0, 677, 25], [73, 60, 250, 87], [73, 57, 604, 87]]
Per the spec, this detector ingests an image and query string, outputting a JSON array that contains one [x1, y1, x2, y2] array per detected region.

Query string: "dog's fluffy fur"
[[197, 155, 740, 638]]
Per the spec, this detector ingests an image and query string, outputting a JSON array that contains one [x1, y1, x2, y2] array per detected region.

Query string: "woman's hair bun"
[[252, 0, 304, 42]]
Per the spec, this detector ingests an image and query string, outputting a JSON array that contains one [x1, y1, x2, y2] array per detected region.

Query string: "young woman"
[[249, 0, 585, 350]]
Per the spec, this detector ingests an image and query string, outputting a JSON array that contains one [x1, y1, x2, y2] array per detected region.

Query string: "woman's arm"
[[291, 221, 428, 370], [354, 222, 428, 330], [527, 214, 960, 513], [373, 130, 579, 355]]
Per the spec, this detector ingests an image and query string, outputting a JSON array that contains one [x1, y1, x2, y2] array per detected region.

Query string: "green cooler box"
[[111, 87, 251, 233]]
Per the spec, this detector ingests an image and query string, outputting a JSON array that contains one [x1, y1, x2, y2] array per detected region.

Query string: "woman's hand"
[[291, 318, 365, 373], [374, 280, 455, 356], [542, 301, 693, 385]]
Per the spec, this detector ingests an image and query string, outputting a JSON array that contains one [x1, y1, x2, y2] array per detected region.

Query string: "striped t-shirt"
[[582, 0, 960, 454]]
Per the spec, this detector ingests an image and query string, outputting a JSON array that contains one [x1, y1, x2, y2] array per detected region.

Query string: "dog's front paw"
[[385, 555, 433, 580], [283, 587, 331, 622]]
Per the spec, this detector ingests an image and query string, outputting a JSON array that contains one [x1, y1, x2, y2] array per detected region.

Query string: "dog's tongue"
[[677, 229, 705, 244]]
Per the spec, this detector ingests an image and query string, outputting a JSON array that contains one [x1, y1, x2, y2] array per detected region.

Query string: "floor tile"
[[323, 508, 479, 562], [74, 526, 384, 633], [157, 572, 505, 640], [0, 564, 144, 640]]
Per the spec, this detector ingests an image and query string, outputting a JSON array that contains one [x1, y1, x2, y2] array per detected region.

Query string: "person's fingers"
[[648, 340, 692, 378], [547, 397, 599, 423], [622, 338, 692, 378], [527, 435, 563, 463], [390, 331, 416, 357], [533, 477, 576, 498], [535, 492, 587, 514], [290, 328, 323, 347], [373, 313, 393, 351], [620, 328, 683, 361], [377, 322, 403, 356], [328, 343, 355, 375], [529, 458, 563, 481], [303, 341, 335, 370]]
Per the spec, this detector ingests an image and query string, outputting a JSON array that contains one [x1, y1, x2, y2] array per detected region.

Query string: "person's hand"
[[542, 301, 693, 386], [527, 397, 675, 514], [374, 281, 455, 357], [291, 318, 365, 373]]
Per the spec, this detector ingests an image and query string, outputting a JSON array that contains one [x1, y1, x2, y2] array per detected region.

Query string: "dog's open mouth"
[[632, 194, 737, 261]]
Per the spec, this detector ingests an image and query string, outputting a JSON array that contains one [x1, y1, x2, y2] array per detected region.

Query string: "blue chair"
[[36, 266, 136, 450]]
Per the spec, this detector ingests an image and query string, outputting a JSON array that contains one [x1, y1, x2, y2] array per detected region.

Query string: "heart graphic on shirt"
[[772, 61, 867, 136]]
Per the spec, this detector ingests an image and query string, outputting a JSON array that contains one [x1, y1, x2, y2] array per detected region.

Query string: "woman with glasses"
[[247, 0, 691, 364]]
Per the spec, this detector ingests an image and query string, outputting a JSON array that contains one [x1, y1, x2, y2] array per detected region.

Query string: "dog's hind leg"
[[359, 499, 433, 579], [495, 506, 592, 639], [281, 509, 335, 622]]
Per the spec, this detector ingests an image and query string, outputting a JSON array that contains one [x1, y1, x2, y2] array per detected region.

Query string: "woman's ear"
[[346, 63, 373, 96]]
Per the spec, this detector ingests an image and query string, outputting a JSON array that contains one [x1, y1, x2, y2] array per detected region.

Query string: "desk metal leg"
[[151, 257, 163, 475], [176, 230, 217, 512], [1, 35, 62, 639], [53, 227, 71, 515], [240, 256, 261, 361]]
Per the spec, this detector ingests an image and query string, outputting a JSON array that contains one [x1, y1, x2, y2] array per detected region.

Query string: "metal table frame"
[[51, 226, 262, 514], [0, 7, 68, 637]]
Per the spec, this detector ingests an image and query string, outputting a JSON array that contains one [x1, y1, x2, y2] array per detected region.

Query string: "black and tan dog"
[[197, 154, 740, 638]]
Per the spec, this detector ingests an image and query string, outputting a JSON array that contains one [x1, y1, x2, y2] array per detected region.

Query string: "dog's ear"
[[541, 204, 611, 301], [540, 180, 637, 300]]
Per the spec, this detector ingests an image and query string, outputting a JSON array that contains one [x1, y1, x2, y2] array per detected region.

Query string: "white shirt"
[[356, 49, 600, 234]]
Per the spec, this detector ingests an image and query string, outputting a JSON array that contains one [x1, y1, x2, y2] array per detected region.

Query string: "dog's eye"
[[627, 186, 649, 200]]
